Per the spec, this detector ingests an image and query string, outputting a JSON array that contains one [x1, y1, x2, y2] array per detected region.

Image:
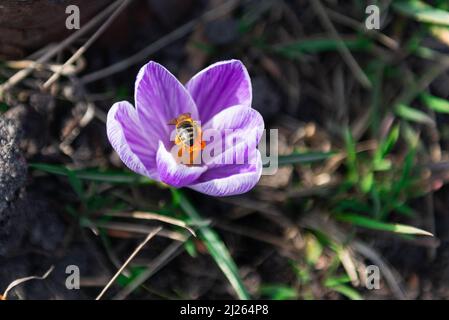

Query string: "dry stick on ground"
[[301, 213, 407, 300], [351, 241, 406, 300], [42, 0, 134, 90], [424, 193, 437, 261], [421, 109, 441, 262], [95, 226, 162, 300], [310, 0, 372, 89], [325, 7, 399, 51], [0, 0, 122, 100], [90, 220, 188, 242], [214, 222, 301, 260], [218, 197, 305, 250], [386, 56, 449, 262], [108, 211, 196, 237], [218, 197, 295, 230], [6, 58, 85, 76], [59, 102, 96, 156], [113, 239, 187, 300], [392, 56, 449, 109], [81, 0, 240, 84], [1, 265, 55, 300]]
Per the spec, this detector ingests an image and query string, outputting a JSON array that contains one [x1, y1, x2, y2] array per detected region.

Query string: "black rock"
[[0, 116, 28, 256], [4, 105, 49, 157], [28, 194, 65, 252]]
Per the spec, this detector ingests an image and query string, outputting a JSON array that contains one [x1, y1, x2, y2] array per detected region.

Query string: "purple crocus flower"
[[106, 60, 264, 196]]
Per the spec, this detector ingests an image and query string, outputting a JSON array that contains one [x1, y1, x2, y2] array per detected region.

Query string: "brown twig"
[[2, 266, 55, 300], [95, 227, 162, 300], [108, 211, 196, 237], [81, 0, 240, 84], [42, 0, 134, 89], [352, 241, 407, 300], [113, 239, 187, 300], [0, 0, 122, 100], [90, 220, 188, 242], [325, 7, 399, 51], [310, 0, 372, 89]]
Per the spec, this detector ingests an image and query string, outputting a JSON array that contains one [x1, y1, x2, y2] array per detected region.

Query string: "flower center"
[[168, 113, 206, 165]]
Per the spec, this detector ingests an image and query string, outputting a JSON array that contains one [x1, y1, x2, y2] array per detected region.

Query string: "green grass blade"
[[360, 172, 374, 193], [394, 103, 435, 125], [277, 152, 335, 166], [336, 213, 433, 236], [324, 275, 351, 287], [391, 147, 417, 200], [30, 163, 152, 184], [393, 0, 449, 26], [327, 284, 363, 300], [421, 93, 449, 114], [172, 189, 250, 300], [66, 169, 86, 204], [376, 124, 400, 161], [274, 38, 372, 58], [260, 285, 298, 300], [373, 124, 400, 171]]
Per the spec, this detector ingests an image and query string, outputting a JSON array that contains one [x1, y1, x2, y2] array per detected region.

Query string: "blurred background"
[[1, 0, 449, 300]]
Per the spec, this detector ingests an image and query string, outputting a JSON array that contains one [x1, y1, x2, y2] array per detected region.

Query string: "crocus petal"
[[201, 105, 264, 168], [189, 150, 262, 196], [135, 61, 199, 145], [186, 60, 252, 124], [156, 141, 207, 187], [107, 101, 158, 179]]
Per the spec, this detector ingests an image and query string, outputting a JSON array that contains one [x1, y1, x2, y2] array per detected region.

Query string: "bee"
[[168, 113, 205, 165]]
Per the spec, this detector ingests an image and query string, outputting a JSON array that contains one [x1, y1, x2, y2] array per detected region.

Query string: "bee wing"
[[167, 118, 178, 125], [167, 113, 192, 125]]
